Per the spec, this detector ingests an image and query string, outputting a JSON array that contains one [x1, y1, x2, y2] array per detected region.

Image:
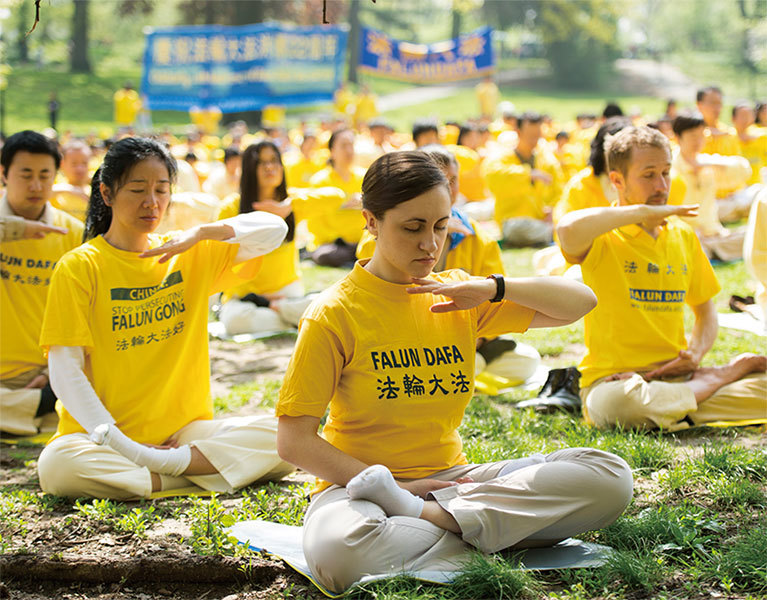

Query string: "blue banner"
[[359, 26, 494, 83], [141, 23, 348, 112]]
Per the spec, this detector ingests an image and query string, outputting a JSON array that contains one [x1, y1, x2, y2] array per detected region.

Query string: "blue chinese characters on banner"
[[359, 26, 494, 83], [141, 23, 349, 112]]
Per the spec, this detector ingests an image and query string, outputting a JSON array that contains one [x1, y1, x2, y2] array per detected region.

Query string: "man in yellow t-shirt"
[[696, 86, 740, 157], [557, 126, 766, 431], [113, 82, 142, 128], [1, 130, 84, 436], [482, 112, 563, 247]]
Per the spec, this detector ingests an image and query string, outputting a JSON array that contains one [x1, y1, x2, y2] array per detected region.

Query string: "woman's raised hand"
[[407, 277, 495, 313], [252, 199, 292, 219], [139, 227, 202, 263]]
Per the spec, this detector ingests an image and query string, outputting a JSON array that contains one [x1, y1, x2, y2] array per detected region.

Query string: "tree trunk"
[[70, 0, 91, 73], [451, 6, 462, 39], [233, 1, 265, 25], [347, 0, 360, 83], [17, 0, 29, 63]]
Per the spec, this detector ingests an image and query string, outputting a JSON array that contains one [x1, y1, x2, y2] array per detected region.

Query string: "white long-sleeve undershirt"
[[219, 211, 288, 263], [48, 346, 191, 476]]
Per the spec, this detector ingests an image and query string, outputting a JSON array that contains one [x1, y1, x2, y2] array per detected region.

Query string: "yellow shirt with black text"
[[1, 201, 83, 379], [276, 263, 534, 493], [568, 218, 720, 387], [40, 234, 261, 444]]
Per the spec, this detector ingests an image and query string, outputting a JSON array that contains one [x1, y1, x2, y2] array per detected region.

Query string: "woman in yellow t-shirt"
[[37, 137, 294, 500], [305, 128, 367, 267], [217, 141, 317, 334], [275, 151, 633, 593]]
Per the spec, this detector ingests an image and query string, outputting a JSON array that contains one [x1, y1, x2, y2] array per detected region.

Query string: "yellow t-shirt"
[[1, 204, 83, 379], [356, 218, 504, 277], [40, 234, 262, 444], [736, 133, 767, 185], [475, 81, 499, 117], [304, 166, 367, 247], [217, 195, 299, 298], [703, 124, 739, 156], [276, 262, 535, 492], [50, 189, 90, 224], [570, 218, 720, 387], [553, 167, 611, 225], [334, 88, 356, 116], [284, 153, 323, 188], [113, 89, 141, 126], [448, 144, 488, 201], [481, 148, 564, 223], [354, 94, 378, 125]]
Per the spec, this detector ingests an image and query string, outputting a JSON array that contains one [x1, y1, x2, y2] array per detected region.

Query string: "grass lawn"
[[381, 85, 671, 131], [5, 65, 670, 137], [1, 246, 764, 600]]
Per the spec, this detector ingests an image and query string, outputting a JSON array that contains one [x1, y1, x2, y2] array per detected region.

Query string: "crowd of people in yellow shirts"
[[1, 79, 766, 593]]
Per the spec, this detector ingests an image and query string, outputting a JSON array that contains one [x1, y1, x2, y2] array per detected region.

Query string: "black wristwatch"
[[487, 274, 505, 303]]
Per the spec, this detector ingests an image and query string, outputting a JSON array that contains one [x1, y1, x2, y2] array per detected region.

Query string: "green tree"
[[536, 0, 621, 88]]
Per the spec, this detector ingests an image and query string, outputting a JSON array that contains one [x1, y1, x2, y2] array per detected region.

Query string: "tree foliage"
[[536, 0, 621, 88]]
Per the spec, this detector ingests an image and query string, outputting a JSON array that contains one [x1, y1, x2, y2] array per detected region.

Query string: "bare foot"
[[605, 371, 638, 382], [688, 354, 766, 404]]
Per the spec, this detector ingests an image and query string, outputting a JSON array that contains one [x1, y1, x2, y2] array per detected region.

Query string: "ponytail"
[[83, 167, 112, 242]]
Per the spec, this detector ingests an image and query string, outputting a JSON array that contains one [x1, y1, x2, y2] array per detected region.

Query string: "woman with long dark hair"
[[217, 140, 316, 333], [37, 137, 294, 499]]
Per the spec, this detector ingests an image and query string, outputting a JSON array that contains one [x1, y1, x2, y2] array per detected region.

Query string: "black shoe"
[[35, 382, 57, 418], [241, 293, 271, 308], [729, 295, 756, 313], [538, 368, 567, 398], [516, 367, 582, 413], [477, 336, 518, 364]]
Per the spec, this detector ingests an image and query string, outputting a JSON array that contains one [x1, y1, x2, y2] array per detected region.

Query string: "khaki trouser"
[[0, 366, 57, 436], [38, 415, 294, 500], [698, 227, 746, 262], [303, 448, 633, 593], [581, 373, 767, 432]]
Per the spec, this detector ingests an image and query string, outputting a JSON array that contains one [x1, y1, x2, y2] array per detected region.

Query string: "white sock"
[[90, 424, 192, 477], [498, 453, 546, 477], [346, 464, 424, 517]]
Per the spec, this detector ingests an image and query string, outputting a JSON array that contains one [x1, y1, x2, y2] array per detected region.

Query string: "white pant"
[[219, 280, 317, 334], [303, 448, 632, 593], [1, 366, 57, 436], [38, 415, 294, 499]]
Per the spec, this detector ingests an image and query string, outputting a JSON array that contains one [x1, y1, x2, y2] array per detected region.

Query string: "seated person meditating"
[[37, 137, 294, 499], [557, 126, 766, 431], [276, 151, 634, 593], [218, 141, 316, 333]]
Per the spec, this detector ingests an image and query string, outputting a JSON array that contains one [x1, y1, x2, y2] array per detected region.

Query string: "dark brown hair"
[[362, 151, 448, 219]]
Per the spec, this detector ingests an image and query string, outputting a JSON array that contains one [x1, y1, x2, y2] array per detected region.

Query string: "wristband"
[[487, 274, 505, 303]]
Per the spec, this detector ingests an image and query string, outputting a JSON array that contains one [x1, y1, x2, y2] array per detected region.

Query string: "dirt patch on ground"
[[209, 336, 296, 399]]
